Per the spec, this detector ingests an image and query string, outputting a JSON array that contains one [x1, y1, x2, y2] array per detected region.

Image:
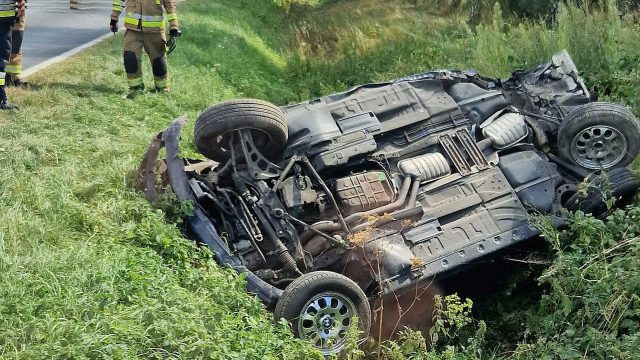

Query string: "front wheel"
[[194, 99, 288, 162], [557, 102, 640, 170], [274, 271, 371, 356]]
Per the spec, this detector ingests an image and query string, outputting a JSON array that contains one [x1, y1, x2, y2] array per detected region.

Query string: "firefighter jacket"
[[0, 0, 22, 22], [112, 0, 178, 34]]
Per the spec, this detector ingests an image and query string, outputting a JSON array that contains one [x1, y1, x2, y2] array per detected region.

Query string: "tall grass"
[[283, 0, 640, 112]]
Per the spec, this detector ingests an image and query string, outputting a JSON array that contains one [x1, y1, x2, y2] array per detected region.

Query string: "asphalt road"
[[23, 0, 111, 70]]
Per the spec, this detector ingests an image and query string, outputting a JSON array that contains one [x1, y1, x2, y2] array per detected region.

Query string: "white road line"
[[23, 29, 121, 78]]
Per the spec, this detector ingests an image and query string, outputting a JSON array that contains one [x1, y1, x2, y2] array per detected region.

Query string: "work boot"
[[154, 86, 171, 93], [0, 99, 19, 110], [124, 84, 145, 99], [5, 74, 28, 87], [0, 86, 18, 110]]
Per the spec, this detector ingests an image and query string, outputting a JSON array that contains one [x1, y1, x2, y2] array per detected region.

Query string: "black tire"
[[194, 99, 288, 162], [274, 271, 371, 356], [565, 167, 639, 217], [558, 102, 640, 170]]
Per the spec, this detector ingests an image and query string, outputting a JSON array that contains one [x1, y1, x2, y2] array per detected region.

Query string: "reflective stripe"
[[0, 73, 6, 86], [124, 17, 139, 26], [124, 12, 166, 28], [141, 14, 165, 28], [127, 77, 143, 87], [124, 12, 140, 26], [5, 65, 21, 74], [111, 0, 123, 11], [142, 15, 163, 21], [141, 20, 164, 28], [154, 79, 168, 88], [0, 5, 14, 10], [166, 12, 177, 21], [126, 11, 141, 19], [124, 12, 167, 28]]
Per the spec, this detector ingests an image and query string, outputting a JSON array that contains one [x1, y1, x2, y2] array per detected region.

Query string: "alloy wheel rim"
[[214, 128, 272, 154], [570, 125, 628, 169], [297, 292, 357, 355]]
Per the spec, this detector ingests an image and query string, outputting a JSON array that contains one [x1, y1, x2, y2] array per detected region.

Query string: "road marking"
[[23, 29, 122, 78]]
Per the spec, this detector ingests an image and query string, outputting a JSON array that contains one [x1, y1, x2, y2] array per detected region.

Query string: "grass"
[[2, 0, 640, 358], [0, 1, 317, 358]]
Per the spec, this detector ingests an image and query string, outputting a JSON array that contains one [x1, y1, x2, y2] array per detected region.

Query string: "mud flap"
[[137, 116, 211, 203], [136, 131, 167, 202], [136, 116, 283, 307]]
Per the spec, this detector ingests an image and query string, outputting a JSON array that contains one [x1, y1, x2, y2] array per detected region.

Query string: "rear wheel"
[[565, 167, 638, 217], [274, 271, 371, 356], [558, 102, 640, 170], [194, 99, 288, 162]]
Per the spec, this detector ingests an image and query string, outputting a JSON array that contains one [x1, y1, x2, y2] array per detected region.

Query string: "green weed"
[[2, 0, 640, 358]]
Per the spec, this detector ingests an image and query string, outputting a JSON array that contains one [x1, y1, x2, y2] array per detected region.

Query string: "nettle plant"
[[521, 194, 640, 358]]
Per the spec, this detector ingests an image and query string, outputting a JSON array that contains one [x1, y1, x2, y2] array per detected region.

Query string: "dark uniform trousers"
[[0, 22, 12, 99], [6, 13, 25, 80]]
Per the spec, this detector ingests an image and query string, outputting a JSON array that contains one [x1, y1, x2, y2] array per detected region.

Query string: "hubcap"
[[297, 292, 357, 355], [571, 125, 628, 169]]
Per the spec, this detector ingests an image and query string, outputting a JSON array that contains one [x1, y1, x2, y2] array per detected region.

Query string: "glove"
[[16, 0, 26, 17], [110, 19, 118, 33], [167, 29, 181, 55]]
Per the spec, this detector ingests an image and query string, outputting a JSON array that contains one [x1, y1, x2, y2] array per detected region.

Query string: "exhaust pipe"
[[344, 177, 413, 224]]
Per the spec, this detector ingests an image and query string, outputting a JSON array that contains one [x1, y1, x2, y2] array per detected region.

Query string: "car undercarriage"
[[138, 51, 640, 355]]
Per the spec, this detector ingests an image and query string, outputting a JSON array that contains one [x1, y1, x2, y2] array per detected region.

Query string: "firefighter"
[[6, 10, 25, 87], [110, 0, 180, 94], [0, 0, 24, 109]]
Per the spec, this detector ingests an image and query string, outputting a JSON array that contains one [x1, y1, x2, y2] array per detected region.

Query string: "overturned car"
[[139, 51, 639, 355]]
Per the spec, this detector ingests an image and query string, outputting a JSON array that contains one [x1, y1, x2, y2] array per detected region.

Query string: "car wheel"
[[274, 271, 371, 357], [194, 99, 288, 162], [565, 167, 638, 217], [557, 102, 640, 170]]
